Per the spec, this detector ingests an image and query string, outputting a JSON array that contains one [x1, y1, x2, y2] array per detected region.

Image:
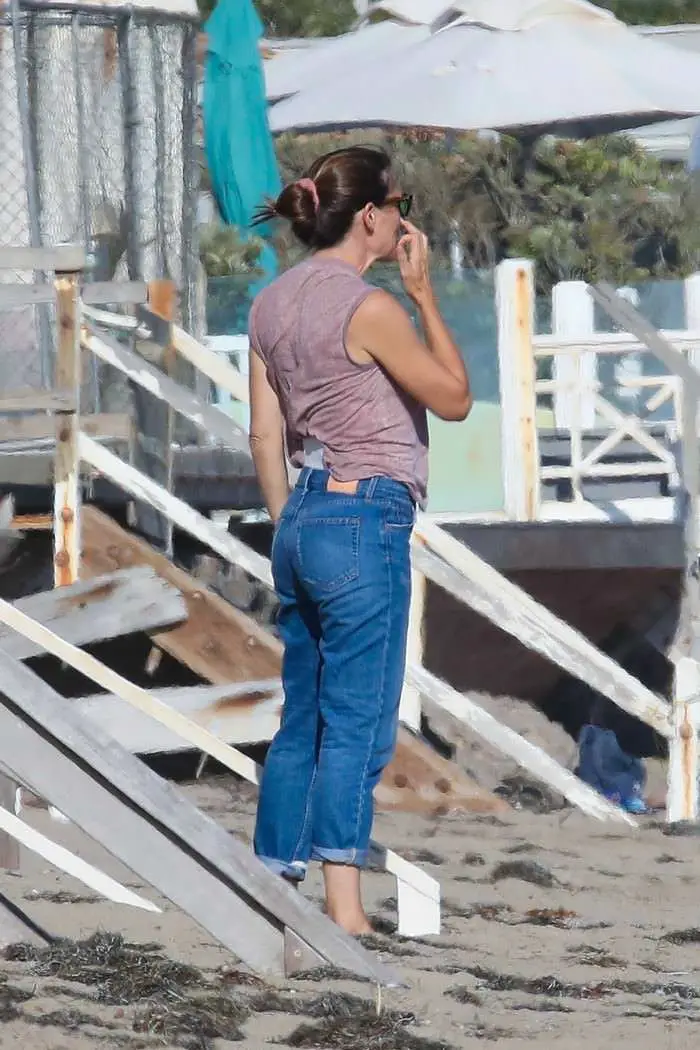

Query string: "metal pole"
[[10, 0, 53, 388]]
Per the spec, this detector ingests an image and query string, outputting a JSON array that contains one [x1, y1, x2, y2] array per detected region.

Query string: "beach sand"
[[0, 767, 698, 1050]]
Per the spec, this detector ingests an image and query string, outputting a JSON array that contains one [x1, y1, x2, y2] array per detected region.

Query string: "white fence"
[[497, 259, 700, 523]]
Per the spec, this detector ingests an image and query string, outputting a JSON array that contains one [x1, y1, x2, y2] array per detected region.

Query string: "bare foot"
[[322, 861, 372, 936]]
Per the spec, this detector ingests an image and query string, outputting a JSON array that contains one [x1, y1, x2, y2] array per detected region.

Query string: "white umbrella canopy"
[[267, 0, 700, 139], [264, 21, 428, 103]]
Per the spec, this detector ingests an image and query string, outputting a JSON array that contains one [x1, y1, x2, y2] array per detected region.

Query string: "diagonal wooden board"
[[80, 507, 502, 816], [413, 517, 672, 740], [0, 566, 187, 660], [0, 648, 400, 984]]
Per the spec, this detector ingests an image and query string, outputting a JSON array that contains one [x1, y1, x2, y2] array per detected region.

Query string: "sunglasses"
[[385, 193, 413, 218]]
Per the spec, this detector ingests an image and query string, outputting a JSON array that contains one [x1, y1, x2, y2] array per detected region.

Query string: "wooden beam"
[[81, 329, 249, 453], [0, 281, 148, 310], [76, 682, 284, 754], [53, 268, 82, 586], [0, 244, 86, 272], [0, 389, 75, 413], [79, 435, 273, 587], [407, 665, 635, 825], [413, 518, 672, 740], [0, 648, 400, 982], [172, 324, 249, 404], [376, 729, 511, 817], [0, 807, 160, 912], [496, 260, 540, 520], [82, 508, 280, 679], [0, 773, 20, 872], [127, 281, 178, 550], [0, 412, 131, 445], [0, 567, 187, 661], [0, 595, 279, 785], [591, 282, 700, 398]]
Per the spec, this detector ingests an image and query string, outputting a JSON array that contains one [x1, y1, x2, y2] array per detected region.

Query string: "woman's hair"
[[253, 145, 392, 249]]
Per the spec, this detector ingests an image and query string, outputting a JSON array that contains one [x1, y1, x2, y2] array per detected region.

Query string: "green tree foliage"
[[197, 0, 355, 36], [199, 223, 264, 277], [273, 130, 700, 292], [597, 0, 700, 23]]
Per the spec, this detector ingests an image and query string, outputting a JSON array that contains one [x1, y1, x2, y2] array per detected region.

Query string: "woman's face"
[[373, 183, 409, 261]]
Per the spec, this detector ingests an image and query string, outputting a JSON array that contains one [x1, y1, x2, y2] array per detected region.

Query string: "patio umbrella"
[[267, 0, 700, 139], [204, 0, 280, 281]]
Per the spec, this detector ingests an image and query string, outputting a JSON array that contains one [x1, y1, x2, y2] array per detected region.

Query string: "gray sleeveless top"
[[248, 256, 429, 506]]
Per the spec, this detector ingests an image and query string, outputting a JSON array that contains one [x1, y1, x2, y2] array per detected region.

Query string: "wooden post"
[[552, 282, 597, 503], [0, 770, 20, 873], [399, 568, 425, 732], [495, 259, 540, 520], [53, 265, 82, 587], [668, 383, 700, 823], [130, 279, 177, 553], [684, 273, 700, 373]]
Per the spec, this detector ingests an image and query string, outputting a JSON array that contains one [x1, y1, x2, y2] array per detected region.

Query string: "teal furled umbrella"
[[204, 0, 280, 285]]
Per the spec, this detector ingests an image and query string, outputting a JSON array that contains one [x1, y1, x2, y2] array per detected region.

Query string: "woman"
[[248, 145, 471, 935]]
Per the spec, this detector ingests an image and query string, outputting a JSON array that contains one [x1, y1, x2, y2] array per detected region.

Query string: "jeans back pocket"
[[296, 517, 361, 594]]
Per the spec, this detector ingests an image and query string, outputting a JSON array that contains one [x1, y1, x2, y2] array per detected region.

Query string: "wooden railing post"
[[399, 568, 426, 733], [0, 770, 20, 873], [552, 281, 597, 424], [684, 273, 700, 373], [53, 263, 83, 586], [668, 382, 700, 823], [495, 259, 540, 520]]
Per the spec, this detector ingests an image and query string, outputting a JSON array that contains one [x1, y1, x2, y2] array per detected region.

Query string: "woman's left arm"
[[249, 349, 289, 522]]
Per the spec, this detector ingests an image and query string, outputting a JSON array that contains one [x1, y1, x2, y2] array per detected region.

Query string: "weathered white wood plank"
[[79, 433, 273, 588], [77, 681, 283, 754], [172, 325, 250, 404], [0, 648, 400, 983], [53, 270, 82, 586], [407, 664, 635, 825], [0, 595, 271, 784], [552, 280, 597, 431], [0, 567, 187, 661], [412, 517, 672, 739], [496, 259, 540, 520], [0, 389, 75, 413], [0, 807, 160, 912], [0, 773, 20, 872], [82, 329, 249, 453], [399, 568, 425, 732], [668, 657, 700, 823], [0, 244, 85, 272]]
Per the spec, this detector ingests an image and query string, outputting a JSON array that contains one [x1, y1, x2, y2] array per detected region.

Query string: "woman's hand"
[[397, 220, 433, 306]]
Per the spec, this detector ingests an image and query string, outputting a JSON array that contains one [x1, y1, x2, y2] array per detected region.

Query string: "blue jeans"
[[254, 468, 415, 880]]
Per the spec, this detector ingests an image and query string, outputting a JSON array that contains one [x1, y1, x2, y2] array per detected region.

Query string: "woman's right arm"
[[349, 223, 472, 421]]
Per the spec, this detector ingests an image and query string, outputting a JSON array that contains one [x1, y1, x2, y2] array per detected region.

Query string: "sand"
[[1, 771, 699, 1050]]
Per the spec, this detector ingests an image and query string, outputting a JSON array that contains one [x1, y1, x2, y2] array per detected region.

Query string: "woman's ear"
[[361, 203, 376, 234]]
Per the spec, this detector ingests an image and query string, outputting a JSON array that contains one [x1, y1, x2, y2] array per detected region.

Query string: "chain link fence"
[[0, 0, 202, 404]]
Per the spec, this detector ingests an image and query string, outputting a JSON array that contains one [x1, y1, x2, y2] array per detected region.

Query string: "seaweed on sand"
[[462, 966, 614, 1000], [566, 945, 627, 969], [660, 928, 700, 945], [252, 989, 416, 1024], [489, 860, 557, 888], [278, 1012, 456, 1050], [134, 992, 249, 1047], [5, 932, 203, 1004]]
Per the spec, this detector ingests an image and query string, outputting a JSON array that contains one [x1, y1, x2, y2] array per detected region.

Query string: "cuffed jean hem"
[[257, 856, 308, 881], [310, 846, 369, 868]]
